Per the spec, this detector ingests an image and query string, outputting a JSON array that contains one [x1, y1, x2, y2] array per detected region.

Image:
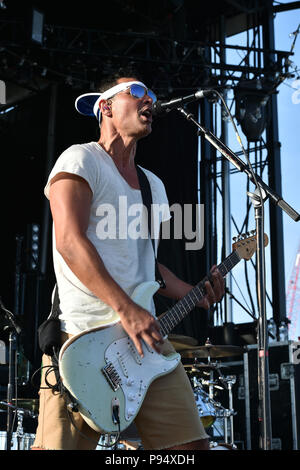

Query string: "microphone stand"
[[0, 299, 22, 451], [176, 106, 300, 450]]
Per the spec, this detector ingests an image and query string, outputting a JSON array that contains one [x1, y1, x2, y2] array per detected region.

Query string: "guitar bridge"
[[102, 362, 122, 392]]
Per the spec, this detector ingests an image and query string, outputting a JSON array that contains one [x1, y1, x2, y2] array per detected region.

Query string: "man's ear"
[[99, 100, 112, 115]]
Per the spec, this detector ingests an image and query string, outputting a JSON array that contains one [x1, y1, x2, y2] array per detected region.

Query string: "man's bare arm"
[[49, 172, 163, 356]]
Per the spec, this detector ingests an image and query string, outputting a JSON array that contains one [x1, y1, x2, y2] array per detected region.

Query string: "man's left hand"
[[197, 265, 224, 310]]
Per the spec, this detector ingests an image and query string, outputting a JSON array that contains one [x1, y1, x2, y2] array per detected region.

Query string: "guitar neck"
[[159, 249, 241, 337]]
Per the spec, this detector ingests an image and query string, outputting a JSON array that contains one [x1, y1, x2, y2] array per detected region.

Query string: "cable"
[[214, 90, 266, 332], [216, 89, 265, 226], [66, 406, 121, 450], [243, 171, 257, 318], [215, 90, 263, 196], [30, 364, 60, 390], [231, 272, 255, 318]]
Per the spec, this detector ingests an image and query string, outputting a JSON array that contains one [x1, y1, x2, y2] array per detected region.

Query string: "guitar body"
[[58, 232, 265, 435], [58, 281, 181, 434]]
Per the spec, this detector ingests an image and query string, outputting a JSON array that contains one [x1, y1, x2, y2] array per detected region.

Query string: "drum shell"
[[194, 386, 217, 428]]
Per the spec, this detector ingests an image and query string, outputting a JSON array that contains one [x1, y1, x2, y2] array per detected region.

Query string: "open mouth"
[[139, 108, 152, 123]]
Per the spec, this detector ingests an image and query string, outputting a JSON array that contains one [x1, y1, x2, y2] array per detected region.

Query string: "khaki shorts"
[[32, 333, 208, 450]]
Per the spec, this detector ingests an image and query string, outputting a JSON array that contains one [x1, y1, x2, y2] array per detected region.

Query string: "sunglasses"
[[118, 84, 157, 103]]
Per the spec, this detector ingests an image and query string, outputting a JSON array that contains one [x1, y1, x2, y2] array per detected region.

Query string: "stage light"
[[31, 8, 44, 45], [0, 80, 5, 105], [234, 79, 270, 142], [26, 223, 40, 271], [0, 106, 16, 115]]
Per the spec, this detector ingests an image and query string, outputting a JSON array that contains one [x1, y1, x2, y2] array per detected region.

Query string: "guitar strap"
[[38, 284, 61, 357], [51, 284, 60, 317], [136, 165, 166, 289]]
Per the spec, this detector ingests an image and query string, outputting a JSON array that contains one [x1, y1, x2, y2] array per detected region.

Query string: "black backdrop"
[[0, 83, 210, 378]]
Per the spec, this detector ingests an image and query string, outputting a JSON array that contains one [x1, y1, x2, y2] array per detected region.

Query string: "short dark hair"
[[97, 66, 145, 93]]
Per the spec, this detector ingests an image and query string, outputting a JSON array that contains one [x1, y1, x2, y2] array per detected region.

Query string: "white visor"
[[75, 81, 147, 121]]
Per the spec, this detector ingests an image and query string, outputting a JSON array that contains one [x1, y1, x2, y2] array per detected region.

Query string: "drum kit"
[[0, 335, 244, 451], [170, 334, 243, 450]]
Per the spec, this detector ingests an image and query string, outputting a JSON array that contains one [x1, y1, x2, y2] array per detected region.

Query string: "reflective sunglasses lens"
[[130, 84, 145, 99], [130, 84, 157, 102], [147, 89, 157, 103]]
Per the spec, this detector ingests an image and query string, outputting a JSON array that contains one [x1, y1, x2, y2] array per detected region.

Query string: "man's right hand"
[[118, 302, 164, 357]]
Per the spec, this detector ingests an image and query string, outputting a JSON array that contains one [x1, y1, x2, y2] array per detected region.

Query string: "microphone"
[[152, 89, 216, 116]]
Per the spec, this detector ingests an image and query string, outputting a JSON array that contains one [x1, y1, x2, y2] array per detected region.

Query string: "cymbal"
[[168, 334, 198, 351], [184, 363, 218, 370], [184, 363, 217, 373], [181, 344, 244, 359]]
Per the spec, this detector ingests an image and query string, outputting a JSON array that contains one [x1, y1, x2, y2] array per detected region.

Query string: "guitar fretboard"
[[159, 249, 241, 337]]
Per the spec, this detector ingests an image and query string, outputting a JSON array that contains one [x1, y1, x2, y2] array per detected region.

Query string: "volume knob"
[[126, 378, 135, 386]]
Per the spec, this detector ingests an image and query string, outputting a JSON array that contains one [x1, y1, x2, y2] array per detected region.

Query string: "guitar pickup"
[[102, 362, 122, 392], [118, 355, 128, 378], [128, 340, 142, 365]]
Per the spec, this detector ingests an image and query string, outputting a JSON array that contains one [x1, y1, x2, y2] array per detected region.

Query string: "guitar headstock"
[[232, 230, 269, 261]]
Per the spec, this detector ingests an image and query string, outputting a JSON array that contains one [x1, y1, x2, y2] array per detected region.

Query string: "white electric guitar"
[[58, 232, 268, 434]]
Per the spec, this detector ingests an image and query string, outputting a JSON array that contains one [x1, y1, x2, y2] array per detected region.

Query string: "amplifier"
[[215, 341, 300, 450]]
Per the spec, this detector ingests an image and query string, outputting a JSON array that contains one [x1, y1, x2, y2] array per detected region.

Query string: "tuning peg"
[[233, 236, 238, 242], [250, 230, 256, 235]]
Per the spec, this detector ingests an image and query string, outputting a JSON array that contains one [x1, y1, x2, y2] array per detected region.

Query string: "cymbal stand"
[[222, 375, 236, 446], [0, 301, 22, 451], [0, 401, 35, 450], [16, 408, 25, 450], [202, 339, 214, 400], [207, 357, 215, 401], [201, 350, 230, 445], [208, 362, 236, 446]]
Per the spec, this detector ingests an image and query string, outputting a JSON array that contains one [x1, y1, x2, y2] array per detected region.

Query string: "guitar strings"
[[77, 272, 227, 391], [99, 271, 225, 375], [100, 287, 204, 376]]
